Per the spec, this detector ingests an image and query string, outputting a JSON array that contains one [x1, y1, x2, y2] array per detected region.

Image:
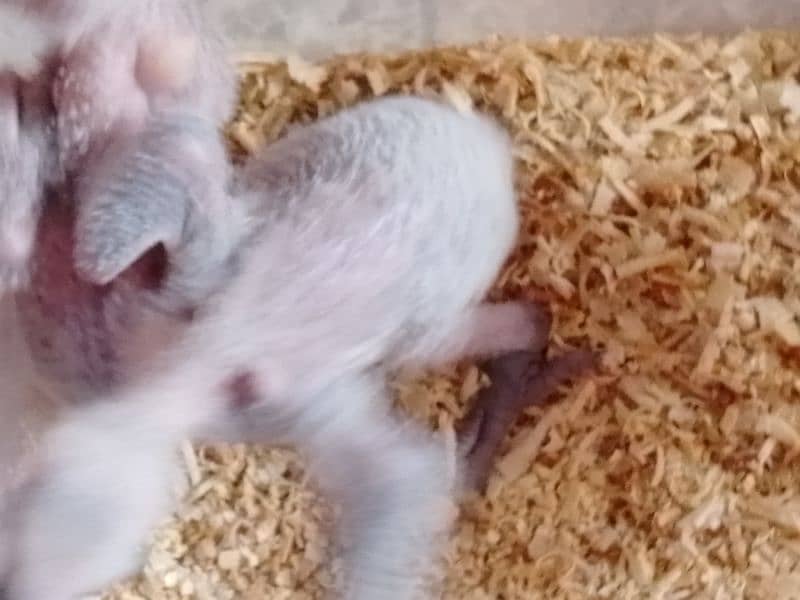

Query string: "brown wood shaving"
[[107, 30, 800, 600]]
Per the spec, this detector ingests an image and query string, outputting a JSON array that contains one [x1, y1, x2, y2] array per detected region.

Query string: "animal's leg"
[[424, 301, 553, 368], [4, 400, 181, 600], [457, 347, 597, 493], [289, 377, 452, 600], [317, 427, 450, 599]]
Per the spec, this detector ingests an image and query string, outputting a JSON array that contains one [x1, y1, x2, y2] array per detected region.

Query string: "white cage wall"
[[203, 0, 799, 59]]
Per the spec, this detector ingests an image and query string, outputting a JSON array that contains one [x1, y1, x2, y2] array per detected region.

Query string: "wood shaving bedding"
[[107, 30, 800, 600]]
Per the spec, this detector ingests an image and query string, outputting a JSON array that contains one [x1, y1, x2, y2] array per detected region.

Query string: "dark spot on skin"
[[180, 306, 196, 322], [223, 370, 261, 410]]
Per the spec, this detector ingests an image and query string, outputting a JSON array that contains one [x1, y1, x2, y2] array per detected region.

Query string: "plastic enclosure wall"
[[202, 0, 798, 59]]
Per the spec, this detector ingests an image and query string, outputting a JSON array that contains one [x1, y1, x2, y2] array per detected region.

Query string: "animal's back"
[[211, 96, 518, 390]]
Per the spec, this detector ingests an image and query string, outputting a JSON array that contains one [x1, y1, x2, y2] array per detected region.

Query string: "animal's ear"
[[72, 119, 199, 286], [74, 177, 188, 285], [73, 114, 231, 287]]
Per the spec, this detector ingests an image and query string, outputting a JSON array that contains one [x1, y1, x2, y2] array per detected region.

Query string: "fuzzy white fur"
[[3, 96, 542, 600]]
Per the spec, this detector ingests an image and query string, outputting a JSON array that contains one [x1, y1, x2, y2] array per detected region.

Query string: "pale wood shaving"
[[107, 30, 800, 600]]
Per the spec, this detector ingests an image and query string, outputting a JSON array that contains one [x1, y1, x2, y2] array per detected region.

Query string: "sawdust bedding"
[[103, 30, 800, 600]]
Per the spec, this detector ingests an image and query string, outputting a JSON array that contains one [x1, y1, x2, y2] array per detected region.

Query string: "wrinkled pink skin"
[[2, 88, 596, 600]]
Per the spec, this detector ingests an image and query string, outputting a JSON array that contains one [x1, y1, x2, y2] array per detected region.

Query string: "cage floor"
[[106, 31, 800, 600]]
